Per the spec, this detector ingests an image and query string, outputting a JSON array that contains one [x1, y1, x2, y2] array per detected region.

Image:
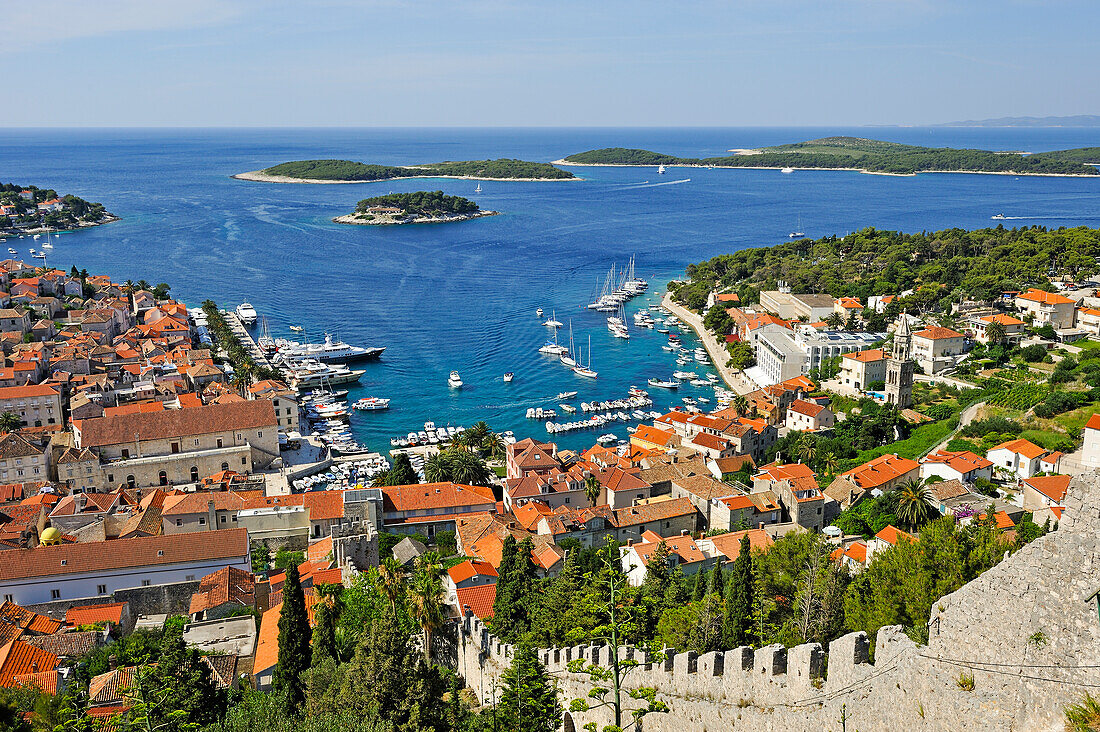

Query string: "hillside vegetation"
[[262, 158, 574, 181], [672, 225, 1100, 311], [563, 137, 1100, 175], [355, 191, 479, 216]]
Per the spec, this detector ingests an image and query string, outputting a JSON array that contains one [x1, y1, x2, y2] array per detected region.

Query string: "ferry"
[[275, 333, 384, 363], [448, 370, 464, 388], [353, 397, 390, 411], [235, 302, 258, 326]]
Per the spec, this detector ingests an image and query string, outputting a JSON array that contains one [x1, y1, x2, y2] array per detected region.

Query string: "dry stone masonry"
[[454, 470, 1100, 731]]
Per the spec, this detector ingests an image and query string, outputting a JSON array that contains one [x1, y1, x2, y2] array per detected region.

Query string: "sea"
[[2, 127, 1099, 454]]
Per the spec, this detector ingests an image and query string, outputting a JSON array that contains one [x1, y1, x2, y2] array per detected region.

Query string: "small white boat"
[[597, 433, 617, 445], [657, 165, 666, 174], [475, 183, 483, 194], [503, 372, 514, 382], [991, 213, 1007, 220], [536, 307, 544, 317], [557, 391, 578, 399], [448, 370, 463, 388], [782, 167, 795, 174], [289, 325, 303, 332], [353, 397, 390, 410], [7, 249, 15, 255], [648, 378, 679, 389], [544, 313, 563, 328]]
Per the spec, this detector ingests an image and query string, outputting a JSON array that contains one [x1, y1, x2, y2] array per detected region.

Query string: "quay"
[[661, 291, 754, 396], [223, 311, 274, 370]]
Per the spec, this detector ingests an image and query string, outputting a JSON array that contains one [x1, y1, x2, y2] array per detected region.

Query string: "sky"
[[2, 0, 1098, 127]]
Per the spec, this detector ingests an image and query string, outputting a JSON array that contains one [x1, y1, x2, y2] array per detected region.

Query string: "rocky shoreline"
[[332, 210, 499, 226], [3, 214, 120, 236], [550, 159, 1098, 178]]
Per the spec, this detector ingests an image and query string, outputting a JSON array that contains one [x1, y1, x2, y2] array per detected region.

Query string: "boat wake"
[[995, 215, 1100, 220], [620, 178, 692, 190]]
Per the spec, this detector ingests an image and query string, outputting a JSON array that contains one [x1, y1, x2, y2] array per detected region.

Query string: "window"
[[221, 462, 229, 471], [257, 431, 262, 438], [190, 466, 199, 482], [107, 473, 114, 484], [198, 517, 206, 526], [193, 439, 198, 447], [171, 442, 180, 454], [241, 457, 247, 465], [97, 584, 106, 595], [216, 438, 223, 448], [51, 589, 61, 599], [176, 519, 182, 526], [126, 475, 135, 489], [221, 515, 227, 523], [141, 580, 151, 587], [159, 471, 167, 486], [121, 449, 129, 459]]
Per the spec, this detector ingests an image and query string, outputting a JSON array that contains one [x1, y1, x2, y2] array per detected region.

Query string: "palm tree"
[[732, 395, 749, 418], [424, 451, 450, 483], [985, 319, 1006, 346], [483, 432, 506, 462], [378, 557, 406, 617], [449, 430, 473, 452], [121, 279, 136, 311], [797, 435, 816, 464], [584, 474, 602, 505], [0, 412, 21, 434], [448, 449, 492, 486], [466, 421, 491, 451], [408, 564, 445, 662], [136, 279, 151, 293], [892, 478, 936, 530], [821, 452, 839, 478], [231, 364, 252, 397], [825, 312, 845, 329]]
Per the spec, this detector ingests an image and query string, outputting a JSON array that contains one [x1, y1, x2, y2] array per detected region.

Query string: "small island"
[[557, 137, 1100, 176], [1, 182, 117, 235], [236, 158, 576, 183], [333, 191, 497, 226]]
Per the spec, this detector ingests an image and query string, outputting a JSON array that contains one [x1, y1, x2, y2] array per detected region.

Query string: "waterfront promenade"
[[661, 291, 754, 396]]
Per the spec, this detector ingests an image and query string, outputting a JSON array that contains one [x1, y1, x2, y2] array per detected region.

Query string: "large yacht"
[[275, 333, 384, 363], [235, 302, 258, 326], [282, 359, 365, 387]]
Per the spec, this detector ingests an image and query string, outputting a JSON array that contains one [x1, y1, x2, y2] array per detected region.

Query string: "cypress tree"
[[707, 558, 725, 597], [492, 535, 520, 638], [275, 563, 311, 713], [499, 644, 562, 732], [691, 567, 706, 602], [723, 535, 754, 648], [311, 601, 338, 666]]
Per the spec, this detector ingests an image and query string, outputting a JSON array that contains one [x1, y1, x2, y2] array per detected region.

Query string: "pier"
[[223, 311, 274, 370]]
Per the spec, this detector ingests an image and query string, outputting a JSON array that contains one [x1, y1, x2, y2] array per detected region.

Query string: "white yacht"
[[353, 397, 390, 411], [283, 360, 366, 387], [504, 372, 514, 382], [235, 302, 258, 326], [275, 333, 384, 362], [781, 167, 795, 174], [448, 370, 464, 388], [648, 378, 679, 389], [657, 165, 666, 174], [543, 310, 563, 328]]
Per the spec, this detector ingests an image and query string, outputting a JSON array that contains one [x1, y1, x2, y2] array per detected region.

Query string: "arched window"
[[125, 475, 135, 489], [221, 462, 229, 472], [158, 471, 167, 486], [190, 466, 199, 483]]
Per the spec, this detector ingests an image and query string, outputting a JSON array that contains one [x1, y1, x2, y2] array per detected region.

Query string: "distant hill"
[[936, 115, 1100, 128], [561, 137, 1100, 176], [236, 158, 574, 183]]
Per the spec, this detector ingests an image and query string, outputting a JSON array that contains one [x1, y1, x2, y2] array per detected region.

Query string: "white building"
[[754, 324, 886, 386], [910, 326, 967, 375], [1015, 289, 1076, 329], [1083, 414, 1100, 469], [0, 529, 251, 605], [987, 438, 1047, 481], [920, 449, 993, 485]]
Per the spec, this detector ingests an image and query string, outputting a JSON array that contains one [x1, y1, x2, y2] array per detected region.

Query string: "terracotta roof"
[[454, 584, 496, 620], [712, 455, 755, 474], [875, 525, 915, 546], [832, 540, 868, 565], [1023, 474, 1071, 504], [842, 348, 887, 363], [253, 599, 317, 675], [0, 601, 63, 638], [382, 482, 495, 513], [673, 474, 737, 501], [0, 640, 58, 687], [0, 433, 42, 460], [0, 528, 249, 582], [24, 630, 101, 658], [189, 567, 256, 616], [922, 449, 993, 474], [306, 536, 333, 564], [1017, 288, 1074, 305], [202, 654, 237, 689], [841, 454, 920, 489], [980, 314, 1024, 326], [836, 296, 862, 309], [89, 666, 136, 706], [65, 602, 128, 627], [913, 326, 965, 341], [704, 529, 774, 561], [160, 490, 264, 516], [631, 425, 676, 447], [613, 496, 697, 528], [12, 668, 57, 693], [0, 384, 58, 400], [447, 559, 498, 584], [989, 438, 1046, 460], [75, 400, 276, 448], [629, 533, 706, 566], [1086, 414, 1100, 432], [788, 399, 826, 418]]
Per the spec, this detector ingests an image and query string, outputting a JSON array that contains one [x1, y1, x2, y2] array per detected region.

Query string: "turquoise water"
[[2, 127, 1099, 452]]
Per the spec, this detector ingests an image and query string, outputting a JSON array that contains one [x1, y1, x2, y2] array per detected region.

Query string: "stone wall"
[[25, 579, 200, 624], [453, 471, 1100, 731]]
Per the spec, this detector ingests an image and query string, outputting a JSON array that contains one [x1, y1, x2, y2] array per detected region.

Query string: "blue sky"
[[3, 0, 1097, 126]]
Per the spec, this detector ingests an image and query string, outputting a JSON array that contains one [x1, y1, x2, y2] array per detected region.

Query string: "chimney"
[[109, 654, 117, 670], [626, 538, 633, 547], [31, 662, 38, 673]]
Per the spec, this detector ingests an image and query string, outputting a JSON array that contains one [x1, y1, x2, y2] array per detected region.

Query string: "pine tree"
[[707, 558, 725, 597], [499, 644, 562, 732], [142, 623, 226, 730], [276, 564, 312, 714], [691, 567, 706, 602], [723, 535, 755, 648], [642, 541, 671, 601]]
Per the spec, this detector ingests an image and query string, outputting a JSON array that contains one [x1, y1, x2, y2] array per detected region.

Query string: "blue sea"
[[2, 127, 1099, 453]]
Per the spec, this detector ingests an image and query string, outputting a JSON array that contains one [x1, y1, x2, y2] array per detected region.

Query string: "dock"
[[223, 311, 274, 370]]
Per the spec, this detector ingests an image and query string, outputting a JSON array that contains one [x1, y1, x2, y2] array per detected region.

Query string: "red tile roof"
[[841, 454, 920, 489], [913, 326, 965, 341], [66, 602, 127, 627], [188, 567, 255, 616], [75, 400, 276, 448], [447, 559, 498, 584], [454, 584, 496, 620], [0, 640, 58, 687], [990, 438, 1046, 460], [0, 528, 249, 582], [875, 525, 915, 546], [1086, 414, 1100, 432], [88, 666, 136, 705], [704, 528, 774, 562], [980, 314, 1024, 326], [922, 449, 993, 474], [842, 348, 887, 363], [1017, 288, 1074, 305], [788, 399, 826, 418], [1023, 474, 1071, 504], [382, 482, 495, 513]]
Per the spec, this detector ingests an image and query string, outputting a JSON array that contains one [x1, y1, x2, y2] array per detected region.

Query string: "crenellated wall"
[[453, 471, 1100, 731]]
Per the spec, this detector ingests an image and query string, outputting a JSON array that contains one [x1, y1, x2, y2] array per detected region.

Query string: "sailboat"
[[560, 322, 577, 367], [543, 310, 563, 328], [41, 227, 53, 250], [573, 335, 597, 379], [657, 164, 666, 175], [788, 214, 805, 239], [475, 183, 482, 194]]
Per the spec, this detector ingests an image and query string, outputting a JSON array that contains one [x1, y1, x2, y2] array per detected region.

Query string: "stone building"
[[884, 316, 914, 408]]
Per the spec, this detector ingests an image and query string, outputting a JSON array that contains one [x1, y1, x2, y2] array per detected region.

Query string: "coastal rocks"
[[332, 210, 499, 226]]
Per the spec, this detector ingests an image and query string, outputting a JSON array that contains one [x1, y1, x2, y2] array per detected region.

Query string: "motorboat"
[[283, 359, 365, 387], [648, 378, 679, 389], [628, 386, 648, 397], [597, 433, 617, 445], [353, 397, 391, 410], [557, 391, 578, 400], [289, 325, 303, 332], [275, 333, 384, 362], [503, 372, 514, 382], [782, 167, 795, 174], [673, 371, 698, 380], [536, 307, 544, 317], [235, 302, 258, 326], [448, 370, 463, 388], [991, 213, 1007, 220]]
